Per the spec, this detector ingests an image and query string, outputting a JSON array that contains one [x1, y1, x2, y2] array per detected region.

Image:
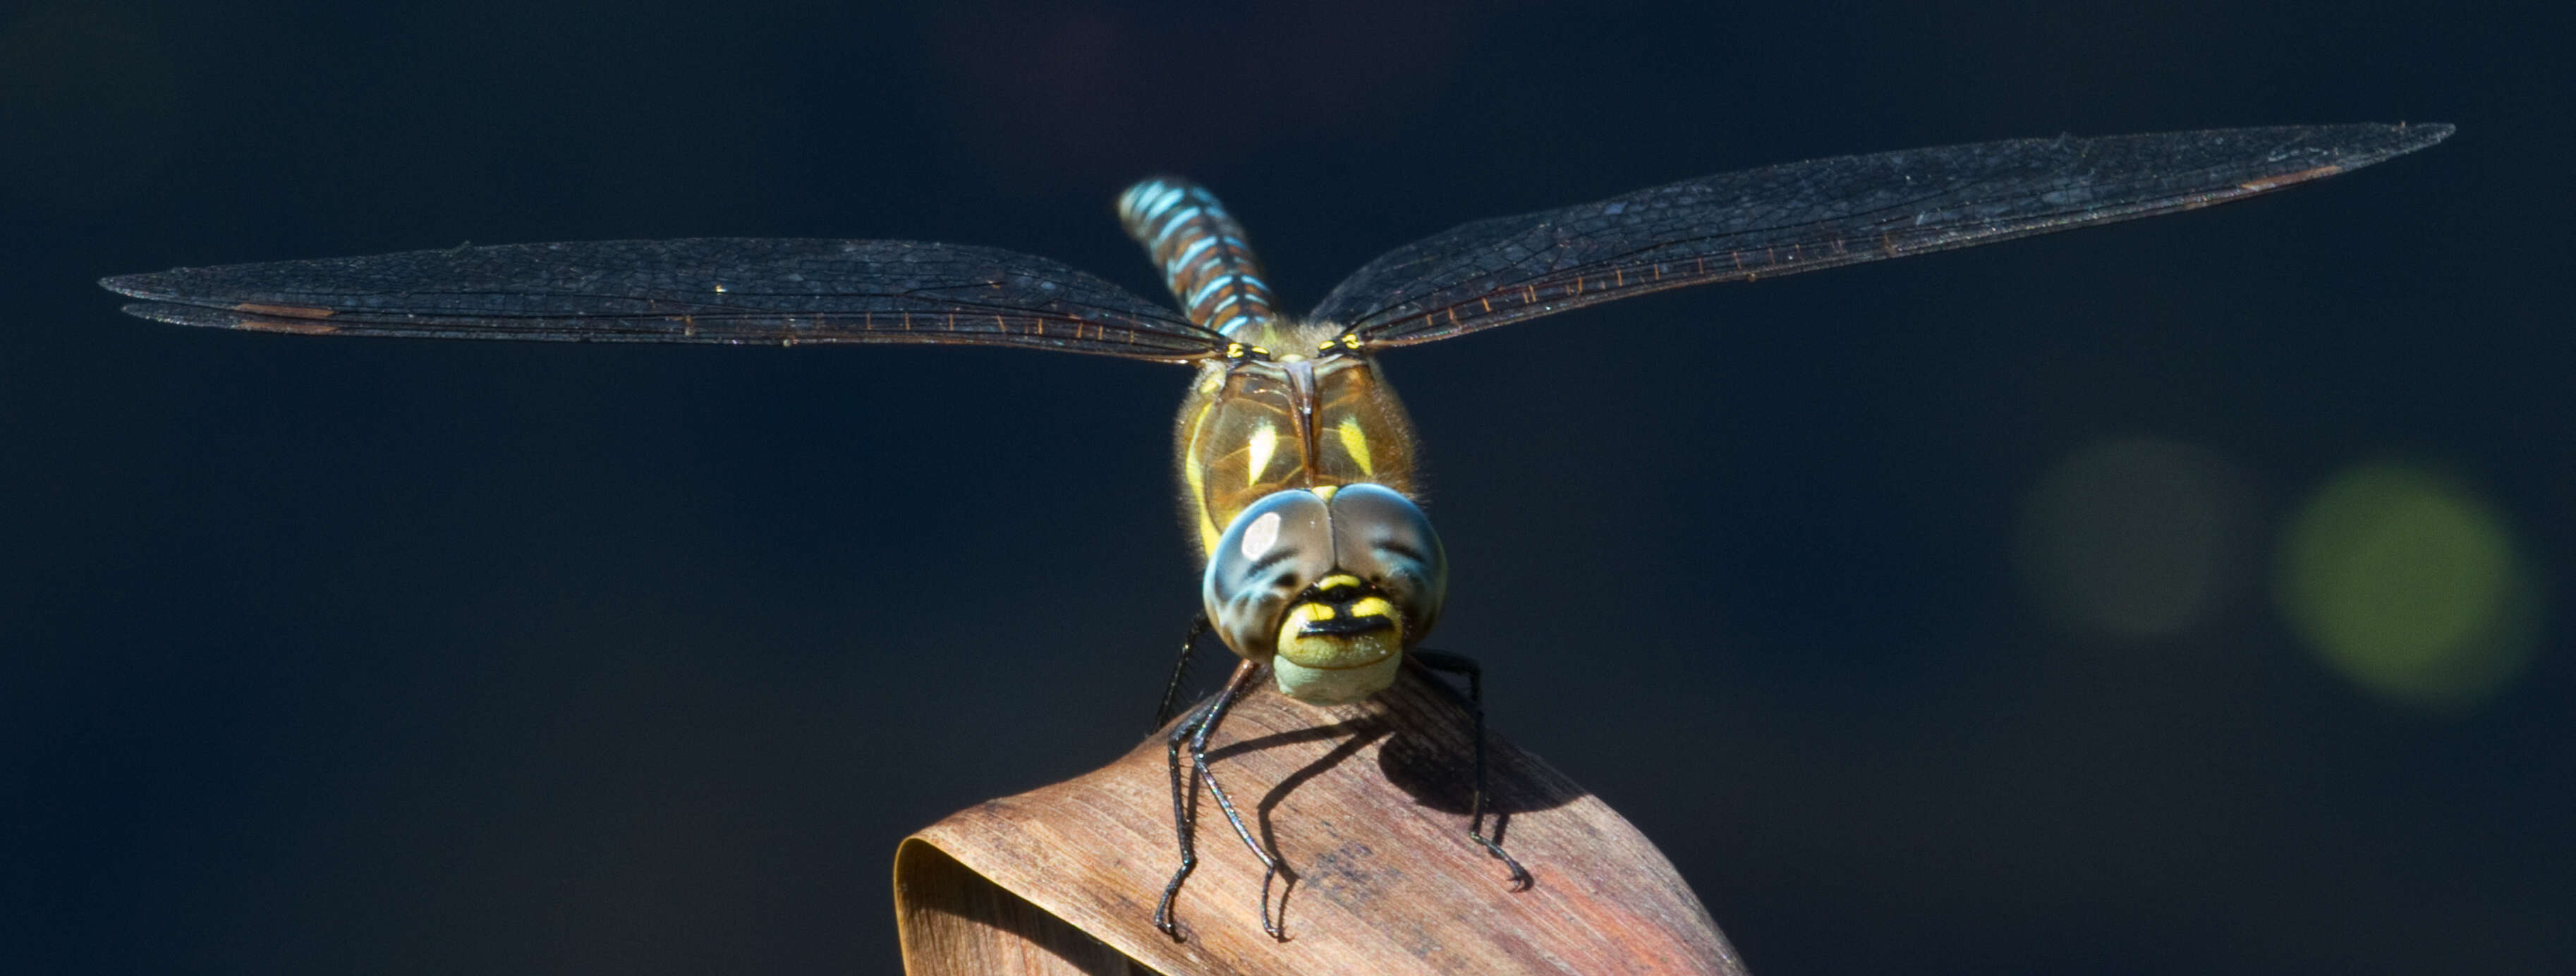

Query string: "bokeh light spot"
[[2016, 438, 2254, 641], [2276, 464, 2540, 714]]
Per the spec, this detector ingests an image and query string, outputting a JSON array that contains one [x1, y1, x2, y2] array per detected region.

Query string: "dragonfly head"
[[1201, 484, 1447, 704]]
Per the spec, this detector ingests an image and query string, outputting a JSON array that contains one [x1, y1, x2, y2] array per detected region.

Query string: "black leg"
[[1410, 649, 1532, 890], [1153, 659, 1274, 939], [1151, 614, 1210, 732], [1191, 661, 1287, 938], [1152, 693, 1216, 939]]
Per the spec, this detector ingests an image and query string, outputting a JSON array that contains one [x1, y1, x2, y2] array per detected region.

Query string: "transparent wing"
[[104, 238, 1227, 362], [1310, 123, 2452, 346]]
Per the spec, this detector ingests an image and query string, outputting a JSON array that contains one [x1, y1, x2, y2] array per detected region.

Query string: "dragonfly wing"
[[1309, 123, 2451, 346], [104, 238, 1226, 362]]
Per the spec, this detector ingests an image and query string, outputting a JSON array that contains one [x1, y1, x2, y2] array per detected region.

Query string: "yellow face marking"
[[1335, 415, 1373, 476], [1278, 603, 1397, 661], [1316, 573, 1363, 592], [1349, 595, 1395, 620], [1246, 423, 1277, 487]]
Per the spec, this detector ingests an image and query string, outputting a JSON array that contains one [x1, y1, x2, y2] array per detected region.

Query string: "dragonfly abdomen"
[[1117, 178, 1279, 340]]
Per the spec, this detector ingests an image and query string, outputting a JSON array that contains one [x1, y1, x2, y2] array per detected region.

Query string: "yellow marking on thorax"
[[1246, 423, 1277, 487], [1181, 396, 1220, 554], [1334, 415, 1373, 476]]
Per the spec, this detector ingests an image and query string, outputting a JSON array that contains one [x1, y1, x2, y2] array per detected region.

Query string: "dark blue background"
[[5, 1, 2565, 972]]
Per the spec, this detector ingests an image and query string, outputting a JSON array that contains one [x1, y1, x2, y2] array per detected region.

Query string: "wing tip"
[[99, 272, 164, 300], [117, 301, 345, 334], [116, 300, 210, 327], [2398, 120, 2457, 145], [2369, 120, 2455, 157], [2333, 121, 2455, 165], [2246, 121, 2455, 189]]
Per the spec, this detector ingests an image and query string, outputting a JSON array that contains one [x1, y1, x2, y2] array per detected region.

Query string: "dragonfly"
[[102, 122, 2450, 940]]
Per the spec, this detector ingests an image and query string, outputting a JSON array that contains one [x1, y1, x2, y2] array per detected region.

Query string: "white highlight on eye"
[[1246, 423, 1277, 486], [1241, 511, 1282, 560]]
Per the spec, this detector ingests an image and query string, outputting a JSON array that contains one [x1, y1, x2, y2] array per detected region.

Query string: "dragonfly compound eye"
[[1202, 489, 1335, 666], [1325, 483, 1447, 641], [1201, 484, 1449, 704]]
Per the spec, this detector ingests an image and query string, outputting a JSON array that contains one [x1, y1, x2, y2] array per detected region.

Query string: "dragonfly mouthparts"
[[1296, 612, 1397, 637]]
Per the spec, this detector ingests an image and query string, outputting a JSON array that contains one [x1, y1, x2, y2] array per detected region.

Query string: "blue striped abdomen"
[[1117, 178, 1279, 340]]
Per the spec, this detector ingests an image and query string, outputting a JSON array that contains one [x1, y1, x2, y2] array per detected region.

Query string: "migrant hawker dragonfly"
[[102, 122, 2451, 939]]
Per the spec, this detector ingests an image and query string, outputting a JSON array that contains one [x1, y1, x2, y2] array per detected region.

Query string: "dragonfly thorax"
[[1174, 347, 1421, 557]]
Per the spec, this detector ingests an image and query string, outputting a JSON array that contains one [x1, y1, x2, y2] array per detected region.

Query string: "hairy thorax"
[[1173, 322, 1421, 559]]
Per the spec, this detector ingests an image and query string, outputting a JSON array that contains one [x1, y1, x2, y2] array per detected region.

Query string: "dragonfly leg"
[[1190, 660, 1288, 939], [1155, 659, 1274, 939], [1150, 614, 1210, 732], [1153, 691, 1219, 939], [1409, 649, 1533, 890]]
